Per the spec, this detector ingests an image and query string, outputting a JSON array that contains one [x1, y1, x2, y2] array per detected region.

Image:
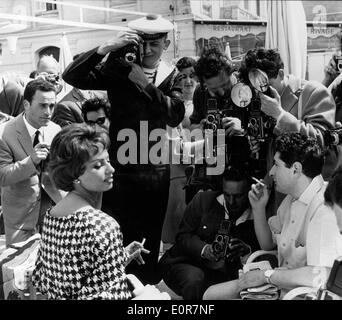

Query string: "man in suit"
[[158, 167, 260, 300], [62, 14, 185, 284], [0, 78, 62, 245], [51, 87, 88, 126]]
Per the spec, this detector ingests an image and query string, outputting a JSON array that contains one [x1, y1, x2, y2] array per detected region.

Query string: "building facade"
[[0, 0, 342, 82]]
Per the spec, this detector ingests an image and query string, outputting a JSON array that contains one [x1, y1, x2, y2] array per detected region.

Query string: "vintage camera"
[[204, 98, 226, 133], [204, 98, 246, 134], [212, 219, 234, 260], [324, 127, 342, 146], [117, 43, 144, 65], [247, 98, 276, 141], [335, 56, 342, 72]]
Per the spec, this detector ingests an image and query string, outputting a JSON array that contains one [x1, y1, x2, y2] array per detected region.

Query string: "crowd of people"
[[0, 13, 342, 300]]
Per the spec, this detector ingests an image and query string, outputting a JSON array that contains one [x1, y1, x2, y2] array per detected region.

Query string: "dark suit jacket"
[[62, 47, 185, 169], [0, 114, 62, 245], [158, 191, 260, 271], [52, 88, 85, 127]]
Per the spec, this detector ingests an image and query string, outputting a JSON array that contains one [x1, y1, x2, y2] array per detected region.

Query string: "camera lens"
[[249, 117, 257, 126], [213, 242, 223, 253], [125, 52, 136, 63], [208, 123, 217, 132], [207, 114, 215, 123], [248, 125, 259, 137], [264, 120, 271, 129], [216, 235, 223, 242], [331, 132, 339, 145]]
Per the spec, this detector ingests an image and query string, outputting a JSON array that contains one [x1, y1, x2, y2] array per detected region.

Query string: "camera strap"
[[222, 197, 230, 220]]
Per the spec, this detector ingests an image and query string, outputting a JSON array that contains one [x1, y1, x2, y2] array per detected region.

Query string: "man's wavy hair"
[[194, 47, 235, 85], [48, 123, 110, 191], [275, 132, 324, 179], [239, 48, 284, 84], [81, 97, 111, 122]]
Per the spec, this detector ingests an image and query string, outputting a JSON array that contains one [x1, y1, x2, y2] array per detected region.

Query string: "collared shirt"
[[268, 175, 342, 269], [216, 194, 253, 226], [23, 114, 46, 145]]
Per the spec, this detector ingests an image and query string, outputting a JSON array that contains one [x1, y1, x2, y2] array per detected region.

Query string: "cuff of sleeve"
[[200, 244, 208, 258], [275, 110, 300, 133], [275, 110, 286, 127]]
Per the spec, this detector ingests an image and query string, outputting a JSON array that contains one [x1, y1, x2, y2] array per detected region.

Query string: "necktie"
[[33, 130, 40, 147]]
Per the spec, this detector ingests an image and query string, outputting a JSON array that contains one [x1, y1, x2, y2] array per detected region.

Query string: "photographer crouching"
[[158, 166, 260, 300], [62, 14, 185, 285]]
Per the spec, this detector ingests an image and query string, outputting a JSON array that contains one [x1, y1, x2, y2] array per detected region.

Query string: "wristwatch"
[[264, 269, 275, 284]]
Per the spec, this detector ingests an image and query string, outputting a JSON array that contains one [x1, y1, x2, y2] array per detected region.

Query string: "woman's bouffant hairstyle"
[[48, 123, 110, 191]]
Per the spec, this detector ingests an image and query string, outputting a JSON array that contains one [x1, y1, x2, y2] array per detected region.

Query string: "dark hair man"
[[0, 78, 63, 245], [190, 47, 243, 137], [62, 14, 185, 284], [82, 97, 111, 131], [158, 166, 260, 300], [239, 48, 336, 179]]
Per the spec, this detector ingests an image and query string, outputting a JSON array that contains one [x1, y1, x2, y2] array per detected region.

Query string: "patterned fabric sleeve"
[[84, 210, 132, 300]]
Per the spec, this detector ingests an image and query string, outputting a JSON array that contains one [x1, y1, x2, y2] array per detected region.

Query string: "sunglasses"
[[86, 117, 106, 126]]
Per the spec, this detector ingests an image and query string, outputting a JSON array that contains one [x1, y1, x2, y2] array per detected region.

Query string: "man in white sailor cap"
[[63, 14, 185, 285]]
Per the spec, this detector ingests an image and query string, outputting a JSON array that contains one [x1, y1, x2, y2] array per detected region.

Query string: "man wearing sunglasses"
[[82, 97, 110, 131]]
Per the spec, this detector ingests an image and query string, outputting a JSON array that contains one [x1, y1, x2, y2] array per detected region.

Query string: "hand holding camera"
[[259, 86, 283, 120], [202, 243, 219, 262], [222, 116, 244, 137], [226, 238, 251, 263], [128, 64, 149, 89], [97, 30, 142, 56]]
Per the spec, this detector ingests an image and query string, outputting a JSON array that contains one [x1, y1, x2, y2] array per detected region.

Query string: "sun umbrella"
[[59, 33, 73, 94], [265, 0, 307, 79]]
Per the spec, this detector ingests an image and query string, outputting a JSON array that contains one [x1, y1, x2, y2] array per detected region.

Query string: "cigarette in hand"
[[252, 177, 265, 187], [141, 238, 146, 246]]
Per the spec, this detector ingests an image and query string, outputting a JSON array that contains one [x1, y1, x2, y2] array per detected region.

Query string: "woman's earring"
[[74, 178, 80, 184]]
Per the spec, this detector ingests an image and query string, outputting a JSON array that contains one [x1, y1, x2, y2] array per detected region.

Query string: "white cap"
[[128, 14, 174, 38]]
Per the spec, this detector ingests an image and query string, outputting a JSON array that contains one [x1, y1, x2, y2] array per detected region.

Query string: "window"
[[191, 0, 266, 21], [35, 0, 57, 14]]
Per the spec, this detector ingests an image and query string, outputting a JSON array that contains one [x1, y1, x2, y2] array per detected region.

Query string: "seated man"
[[203, 132, 342, 299], [81, 97, 111, 131], [158, 166, 260, 300]]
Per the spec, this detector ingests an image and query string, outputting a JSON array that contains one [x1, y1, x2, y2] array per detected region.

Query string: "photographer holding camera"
[[238, 48, 337, 217], [185, 48, 253, 202], [62, 14, 185, 285], [158, 167, 260, 300]]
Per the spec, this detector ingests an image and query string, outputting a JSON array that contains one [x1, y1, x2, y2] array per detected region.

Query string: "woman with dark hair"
[[32, 124, 167, 300]]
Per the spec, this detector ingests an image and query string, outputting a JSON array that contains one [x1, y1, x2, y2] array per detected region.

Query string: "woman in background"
[[162, 57, 198, 246]]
